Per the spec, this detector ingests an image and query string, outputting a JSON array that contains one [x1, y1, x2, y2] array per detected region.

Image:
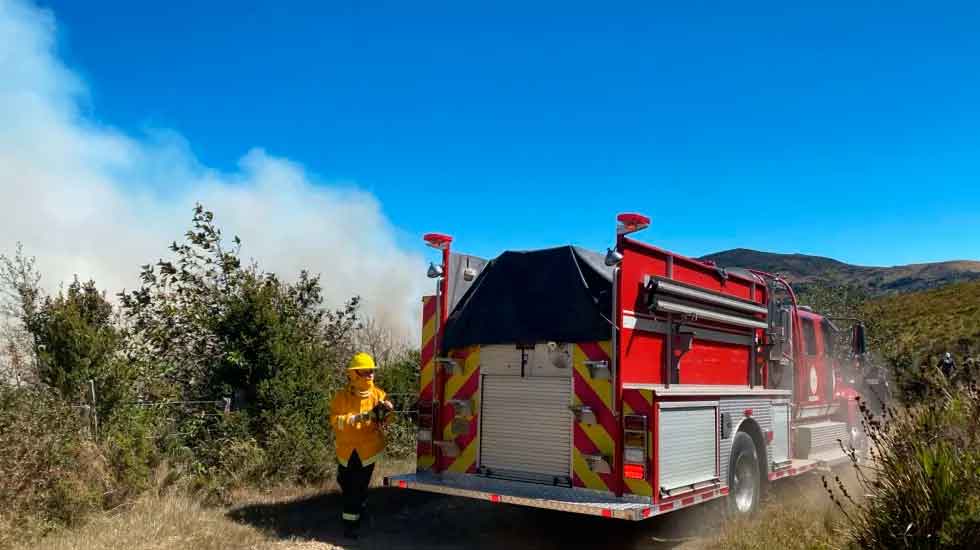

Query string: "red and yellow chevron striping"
[[572, 341, 617, 493], [438, 346, 481, 473], [417, 295, 438, 470], [622, 388, 654, 497]]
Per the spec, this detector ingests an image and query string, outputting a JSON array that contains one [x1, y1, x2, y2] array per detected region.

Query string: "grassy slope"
[[862, 279, 980, 361]]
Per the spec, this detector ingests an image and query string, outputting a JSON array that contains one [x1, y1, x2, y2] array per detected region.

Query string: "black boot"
[[361, 499, 371, 527]]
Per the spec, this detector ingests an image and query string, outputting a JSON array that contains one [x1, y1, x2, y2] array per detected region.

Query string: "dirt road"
[[227, 477, 820, 550], [20, 462, 839, 550]]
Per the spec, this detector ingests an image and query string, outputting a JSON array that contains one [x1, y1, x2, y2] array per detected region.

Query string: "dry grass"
[[12, 459, 417, 550], [688, 476, 846, 550], [13, 493, 269, 550], [11, 492, 344, 550], [693, 503, 839, 550]]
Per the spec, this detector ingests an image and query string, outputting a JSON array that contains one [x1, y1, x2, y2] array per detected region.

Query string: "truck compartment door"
[[658, 401, 720, 495], [479, 375, 573, 484]]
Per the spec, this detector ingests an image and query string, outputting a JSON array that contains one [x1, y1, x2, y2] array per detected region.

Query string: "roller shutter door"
[[659, 404, 718, 491], [772, 403, 790, 464], [480, 376, 572, 480]]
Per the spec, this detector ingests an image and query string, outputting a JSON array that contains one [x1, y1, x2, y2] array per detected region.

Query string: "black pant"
[[337, 451, 375, 531]]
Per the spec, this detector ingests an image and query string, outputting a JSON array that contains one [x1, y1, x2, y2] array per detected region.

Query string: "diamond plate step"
[[793, 420, 848, 459]]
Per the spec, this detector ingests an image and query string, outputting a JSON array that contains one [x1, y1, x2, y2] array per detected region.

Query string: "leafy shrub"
[[27, 278, 123, 408], [119, 205, 362, 491], [829, 376, 980, 548], [375, 349, 420, 458], [0, 386, 109, 545], [100, 405, 164, 505]]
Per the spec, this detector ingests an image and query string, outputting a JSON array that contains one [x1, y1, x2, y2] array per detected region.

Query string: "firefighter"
[[330, 352, 394, 539], [939, 352, 956, 380]]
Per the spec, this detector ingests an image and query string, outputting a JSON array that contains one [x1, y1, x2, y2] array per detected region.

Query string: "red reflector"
[[720, 487, 730, 496], [765, 430, 774, 444], [602, 509, 612, 518], [681, 497, 695, 507], [659, 502, 674, 512], [398, 480, 407, 489], [642, 507, 652, 518], [491, 494, 500, 503], [624, 464, 646, 480], [744, 408, 753, 417]]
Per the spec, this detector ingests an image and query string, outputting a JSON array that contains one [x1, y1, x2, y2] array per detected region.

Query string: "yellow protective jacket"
[[330, 385, 387, 466]]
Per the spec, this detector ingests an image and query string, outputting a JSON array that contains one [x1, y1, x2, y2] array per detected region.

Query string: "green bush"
[[28, 278, 123, 408], [376, 349, 421, 458], [0, 386, 108, 545], [100, 405, 164, 504], [829, 377, 980, 548], [118, 205, 363, 492]]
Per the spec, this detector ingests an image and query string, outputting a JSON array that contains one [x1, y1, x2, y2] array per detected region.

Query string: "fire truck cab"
[[385, 213, 867, 520]]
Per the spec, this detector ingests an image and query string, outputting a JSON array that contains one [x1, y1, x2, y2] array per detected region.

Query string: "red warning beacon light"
[[423, 233, 453, 250], [616, 213, 651, 235]]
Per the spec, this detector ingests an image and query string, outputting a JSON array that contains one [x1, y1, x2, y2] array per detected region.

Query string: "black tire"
[[726, 432, 761, 517]]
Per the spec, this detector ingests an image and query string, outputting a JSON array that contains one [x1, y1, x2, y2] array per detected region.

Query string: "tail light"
[[624, 463, 646, 480], [623, 414, 649, 481]]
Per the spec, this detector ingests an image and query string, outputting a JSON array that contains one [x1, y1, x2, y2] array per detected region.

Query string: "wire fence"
[[71, 383, 421, 441]]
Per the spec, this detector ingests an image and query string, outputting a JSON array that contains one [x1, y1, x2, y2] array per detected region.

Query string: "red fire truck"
[[385, 213, 869, 520]]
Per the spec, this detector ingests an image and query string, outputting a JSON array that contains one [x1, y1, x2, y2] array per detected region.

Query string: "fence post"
[[89, 379, 99, 440]]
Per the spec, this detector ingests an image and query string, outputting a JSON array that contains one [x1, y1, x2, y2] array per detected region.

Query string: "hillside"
[[702, 248, 980, 295], [861, 279, 980, 363]]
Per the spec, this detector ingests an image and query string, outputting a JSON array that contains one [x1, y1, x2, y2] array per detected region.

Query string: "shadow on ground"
[[227, 484, 724, 550]]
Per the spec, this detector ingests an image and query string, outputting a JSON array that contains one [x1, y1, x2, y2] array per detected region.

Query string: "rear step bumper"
[[767, 454, 851, 481], [384, 472, 724, 521]]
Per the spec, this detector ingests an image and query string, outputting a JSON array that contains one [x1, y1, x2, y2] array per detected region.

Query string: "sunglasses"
[[354, 369, 375, 377]]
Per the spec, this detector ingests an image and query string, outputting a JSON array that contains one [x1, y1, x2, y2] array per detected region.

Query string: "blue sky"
[[38, 1, 980, 266]]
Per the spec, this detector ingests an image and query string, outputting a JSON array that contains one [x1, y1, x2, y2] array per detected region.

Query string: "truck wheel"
[[727, 432, 761, 517]]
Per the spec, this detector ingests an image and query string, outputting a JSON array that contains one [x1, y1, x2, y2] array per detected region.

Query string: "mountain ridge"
[[701, 248, 980, 295]]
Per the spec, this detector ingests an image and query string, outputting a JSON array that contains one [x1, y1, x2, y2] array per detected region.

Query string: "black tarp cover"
[[441, 246, 614, 352]]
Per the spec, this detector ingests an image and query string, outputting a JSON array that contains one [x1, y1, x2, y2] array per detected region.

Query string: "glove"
[[370, 402, 391, 423], [345, 412, 368, 426]]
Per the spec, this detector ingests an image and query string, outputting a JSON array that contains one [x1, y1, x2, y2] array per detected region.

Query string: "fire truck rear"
[[385, 213, 871, 520]]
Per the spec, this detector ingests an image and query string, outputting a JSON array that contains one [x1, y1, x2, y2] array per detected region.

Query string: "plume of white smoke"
[[0, 0, 427, 343]]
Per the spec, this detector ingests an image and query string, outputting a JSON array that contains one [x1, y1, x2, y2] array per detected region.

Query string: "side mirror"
[[851, 323, 867, 356]]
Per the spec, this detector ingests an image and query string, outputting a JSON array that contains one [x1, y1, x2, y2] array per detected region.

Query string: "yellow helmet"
[[347, 352, 377, 371]]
